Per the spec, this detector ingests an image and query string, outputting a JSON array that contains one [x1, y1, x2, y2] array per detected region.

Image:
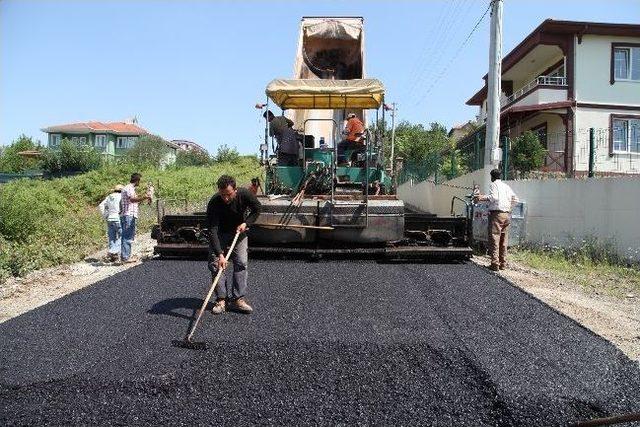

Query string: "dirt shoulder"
[[0, 234, 155, 324], [473, 255, 640, 363]]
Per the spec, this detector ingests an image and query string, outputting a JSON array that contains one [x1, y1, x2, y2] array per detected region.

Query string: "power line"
[[411, 2, 491, 106], [400, 0, 463, 99], [406, 0, 473, 100]]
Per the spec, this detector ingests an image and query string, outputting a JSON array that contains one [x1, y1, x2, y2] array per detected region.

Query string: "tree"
[[511, 131, 546, 177], [0, 135, 41, 173], [213, 144, 240, 163], [175, 149, 212, 168], [123, 134, 170, 168], [40, 139, 102, 174]]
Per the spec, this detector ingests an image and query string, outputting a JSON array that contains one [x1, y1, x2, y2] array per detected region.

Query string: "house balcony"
[[500, 75, 568, 110]]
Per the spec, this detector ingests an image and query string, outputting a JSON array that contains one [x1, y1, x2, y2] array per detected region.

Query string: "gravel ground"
[[1, 259, 639, 426]]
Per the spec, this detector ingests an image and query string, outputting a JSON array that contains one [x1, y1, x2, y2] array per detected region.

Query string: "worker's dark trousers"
[[207, 233, 248, 301], [337, 140, 365, 164], [277, 151, 298, 166]]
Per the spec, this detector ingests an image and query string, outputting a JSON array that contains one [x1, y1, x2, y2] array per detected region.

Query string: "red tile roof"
[[41, 121, 148, 135]]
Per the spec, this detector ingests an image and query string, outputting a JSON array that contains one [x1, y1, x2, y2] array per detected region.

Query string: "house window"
[[612, 44, 640, 83], [79, 136, 86, 144], [117, 136, 138, 148], [95, 135, 107, 148], [530, 124, 547, 148], [71, 136, 78, 143], [611, 117, 640, 154], [50, 134, 61, 146]]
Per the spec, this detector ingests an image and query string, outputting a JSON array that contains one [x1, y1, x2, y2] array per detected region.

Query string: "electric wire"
[[405, 0, 473, 102], [411, 2, 491, 107]]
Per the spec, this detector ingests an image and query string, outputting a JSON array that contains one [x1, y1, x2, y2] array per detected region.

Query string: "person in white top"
[[474, 169, 518, 271], [120, 173, 152, 263], [98, 184, 124, 262]]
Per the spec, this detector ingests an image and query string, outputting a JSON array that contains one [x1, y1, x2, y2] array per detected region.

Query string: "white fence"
[[398, 170, 640, 262]]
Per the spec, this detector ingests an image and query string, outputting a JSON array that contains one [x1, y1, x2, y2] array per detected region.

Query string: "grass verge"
[[509, 247, 640, 298], [0, 158, 261, 283]]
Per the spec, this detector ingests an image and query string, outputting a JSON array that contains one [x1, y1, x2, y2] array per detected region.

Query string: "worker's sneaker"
[[499, 263, 507, 270], [231, 298, 253, 314], [211, 299, 226, 315], [489, 264, 500, 272], [122, 256, 140, 264]]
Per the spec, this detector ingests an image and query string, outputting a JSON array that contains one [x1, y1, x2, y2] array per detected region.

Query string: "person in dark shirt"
[[263, 110, 299, 166], [206, 175, 261, 314]]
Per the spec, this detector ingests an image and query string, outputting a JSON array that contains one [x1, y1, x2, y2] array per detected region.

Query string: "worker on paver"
[[98, 184, 124, 263], [207, 175, 261, 314], [474, 169, 518, 271], [264, 110, 299, 166], [120, 173, 152, 264], [337, 113, 365, 165], [248, 177, 262, 195]]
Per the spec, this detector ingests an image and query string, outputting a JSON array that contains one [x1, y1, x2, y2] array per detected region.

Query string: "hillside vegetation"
[[0, 158, 261, 283]]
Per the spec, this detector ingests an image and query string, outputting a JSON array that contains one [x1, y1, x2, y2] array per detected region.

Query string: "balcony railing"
[[501, 75, 567, 107]]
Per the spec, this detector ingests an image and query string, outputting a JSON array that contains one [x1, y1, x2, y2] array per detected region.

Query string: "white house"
[[170, 139, 207, 154], [465, 19, 640, 176]]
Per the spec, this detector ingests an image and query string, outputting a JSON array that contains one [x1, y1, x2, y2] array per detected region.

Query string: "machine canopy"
[[265, 79, 384, 109]]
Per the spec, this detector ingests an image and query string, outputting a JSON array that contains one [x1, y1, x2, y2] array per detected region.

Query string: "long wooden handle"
[[187, 231, 241, 341], [254, 222, 334, 230]]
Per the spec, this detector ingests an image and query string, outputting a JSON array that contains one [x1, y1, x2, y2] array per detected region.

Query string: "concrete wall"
[[399, 169, 640, 261], [398, 167, 490, 216], [506, 176, 640, 261], [575, 35, 640, 106]]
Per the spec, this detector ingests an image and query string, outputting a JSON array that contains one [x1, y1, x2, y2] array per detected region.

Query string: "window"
[[530, 124, 548, 148], [50, 134, 61, 146], [71, 136, 79, 143], [95, 135, 107, 148], [79, 136, 86, 144], [611, 44, 640, 83], [611, 116, 640, 154], [117, 136, 138, 149]]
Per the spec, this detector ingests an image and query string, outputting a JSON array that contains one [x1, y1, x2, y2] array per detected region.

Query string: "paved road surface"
[[1, 259, 639, 426]]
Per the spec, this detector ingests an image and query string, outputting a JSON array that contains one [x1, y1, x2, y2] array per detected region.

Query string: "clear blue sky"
[[1, 0, 638, 154]]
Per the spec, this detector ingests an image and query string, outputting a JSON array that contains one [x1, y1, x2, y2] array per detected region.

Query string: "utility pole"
[[389, 103, 397, 175], [485, 0, 504, 167]]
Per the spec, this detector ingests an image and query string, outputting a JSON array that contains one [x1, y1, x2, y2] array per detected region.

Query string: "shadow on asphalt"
[[148, 297, 204, 320]]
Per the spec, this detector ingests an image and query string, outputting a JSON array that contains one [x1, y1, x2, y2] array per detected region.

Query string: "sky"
[[1, 0, 638, 154]]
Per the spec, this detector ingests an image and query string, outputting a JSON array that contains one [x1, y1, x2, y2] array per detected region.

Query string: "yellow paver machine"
[[153, 17, 473, 260]]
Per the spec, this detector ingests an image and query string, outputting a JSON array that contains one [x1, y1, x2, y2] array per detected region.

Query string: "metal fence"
[[395, 127, 640, 187]]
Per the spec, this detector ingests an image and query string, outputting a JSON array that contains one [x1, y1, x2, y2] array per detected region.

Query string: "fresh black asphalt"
[[1, 259, 639, 426]]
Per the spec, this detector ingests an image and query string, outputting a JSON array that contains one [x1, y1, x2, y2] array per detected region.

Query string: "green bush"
[[40, 139, 102, 174], [175, 149, 212, 168], [214, 144, 240, 163], [123, 134, 170, 168], [0, 157, 261, 283], [511, 131, 546, 177], [0, 135, 41, 173]]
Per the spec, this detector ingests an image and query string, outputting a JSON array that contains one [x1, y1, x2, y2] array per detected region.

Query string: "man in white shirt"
[[98, 184, 124, 262], [475, 169, 518, 271]]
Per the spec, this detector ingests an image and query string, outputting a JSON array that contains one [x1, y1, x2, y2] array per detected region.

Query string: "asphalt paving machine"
[[152, 17, 472, 260]]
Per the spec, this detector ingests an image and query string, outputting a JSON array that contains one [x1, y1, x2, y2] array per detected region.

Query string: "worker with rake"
[[206, 175, 261, 314]]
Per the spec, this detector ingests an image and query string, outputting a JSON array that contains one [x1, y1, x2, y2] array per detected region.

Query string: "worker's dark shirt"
[[268, 116, 293, 138], [206, 188, 261, 255]]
